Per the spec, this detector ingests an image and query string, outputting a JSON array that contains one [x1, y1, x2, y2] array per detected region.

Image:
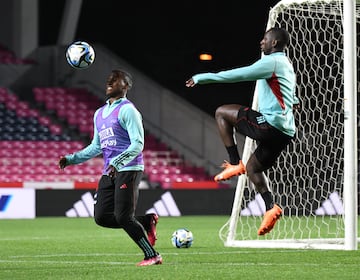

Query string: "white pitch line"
[[2, 259, 356, 268], [0, 260, 135, 265], [1, 249, 358, 268], [7, 248, 314, 259]]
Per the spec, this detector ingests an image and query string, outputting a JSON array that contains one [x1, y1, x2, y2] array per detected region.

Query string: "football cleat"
[[147, 213, 158, 246], [137, 254, 163, 266], [258, 204, 282, 235], [214, 160, 246, 182]]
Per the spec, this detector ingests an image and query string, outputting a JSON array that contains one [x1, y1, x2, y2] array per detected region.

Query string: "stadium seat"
[[0, 44, 35, 64], [0, 87, 212, 186]]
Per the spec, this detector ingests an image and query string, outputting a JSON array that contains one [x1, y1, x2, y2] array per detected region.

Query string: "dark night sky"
[[39, 0, 280, 116]]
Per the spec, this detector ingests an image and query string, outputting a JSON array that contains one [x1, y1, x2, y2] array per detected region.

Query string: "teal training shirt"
[[65, 97, 144, 173], [192, 52, 298, 137]]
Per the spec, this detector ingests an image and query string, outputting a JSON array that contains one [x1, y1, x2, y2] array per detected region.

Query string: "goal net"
[[219, 0, 359, 250]]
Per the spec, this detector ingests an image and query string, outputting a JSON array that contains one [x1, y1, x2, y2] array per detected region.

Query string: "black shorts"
[[235, 106, 293, 168]]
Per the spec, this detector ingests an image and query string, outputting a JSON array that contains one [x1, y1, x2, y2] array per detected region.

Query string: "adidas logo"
[[315, 191, 344, 215], [65, 191, 180, 217], [146, 191, 181, 216], [240, 191, 344, 216], [66, 192, 94, 217], [240, 193, 265, 216]]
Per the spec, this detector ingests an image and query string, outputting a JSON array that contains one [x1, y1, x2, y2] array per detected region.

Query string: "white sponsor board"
[[0, 188, 35, 219], [23, 182, 73, 189]]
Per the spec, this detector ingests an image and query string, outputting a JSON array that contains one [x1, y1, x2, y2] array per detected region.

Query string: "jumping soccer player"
[[186, 27, 299, 236]]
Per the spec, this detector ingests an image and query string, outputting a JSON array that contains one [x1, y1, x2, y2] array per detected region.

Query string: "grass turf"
[[0, 216, 359, 280]]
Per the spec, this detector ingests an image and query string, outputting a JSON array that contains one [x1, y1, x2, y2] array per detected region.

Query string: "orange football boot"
[[214, 160, 246, 182], [258, 204, 282, 235]]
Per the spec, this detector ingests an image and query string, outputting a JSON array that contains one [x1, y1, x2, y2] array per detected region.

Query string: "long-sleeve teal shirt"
[[192, 52, 298, 137]]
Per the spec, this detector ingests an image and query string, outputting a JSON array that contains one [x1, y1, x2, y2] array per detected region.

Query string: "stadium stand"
[[0, 88, 69, 141], [0, 86, 215, 188], [0, 44, 35, 64]]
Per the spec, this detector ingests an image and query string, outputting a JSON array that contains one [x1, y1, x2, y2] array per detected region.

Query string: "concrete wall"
[[0, 0, 38, 58]]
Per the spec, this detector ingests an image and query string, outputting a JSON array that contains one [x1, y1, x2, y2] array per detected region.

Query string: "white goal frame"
[[219, 0, 358, 250]]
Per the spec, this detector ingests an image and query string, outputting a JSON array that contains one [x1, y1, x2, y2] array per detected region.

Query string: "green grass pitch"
[[0, 216, 359, 280]]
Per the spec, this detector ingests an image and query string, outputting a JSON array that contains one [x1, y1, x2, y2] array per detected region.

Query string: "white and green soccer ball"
[[171, 228, 194, 248]]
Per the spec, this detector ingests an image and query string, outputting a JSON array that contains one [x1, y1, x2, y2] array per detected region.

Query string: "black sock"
[[137, 237, 157, 259], [226, 145, 240, 165], [124, 220, 157, 259], [261, 191, 274, 211]]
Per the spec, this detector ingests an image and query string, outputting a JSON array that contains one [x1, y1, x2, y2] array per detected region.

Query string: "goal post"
[[219, 0, 359, 250], [343, 0, 358, 251]]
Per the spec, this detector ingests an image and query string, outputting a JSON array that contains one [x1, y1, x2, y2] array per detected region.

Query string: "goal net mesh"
[[219, 0, 359, 249]]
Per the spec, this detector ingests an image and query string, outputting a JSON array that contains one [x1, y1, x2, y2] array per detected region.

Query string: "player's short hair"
[[112, 69, 133, 90], [267, 27, 290, 49]]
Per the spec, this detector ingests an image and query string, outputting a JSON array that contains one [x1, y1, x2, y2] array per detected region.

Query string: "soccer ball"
[[66, 41, 95, 69], [171, 228, 193, 248]]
